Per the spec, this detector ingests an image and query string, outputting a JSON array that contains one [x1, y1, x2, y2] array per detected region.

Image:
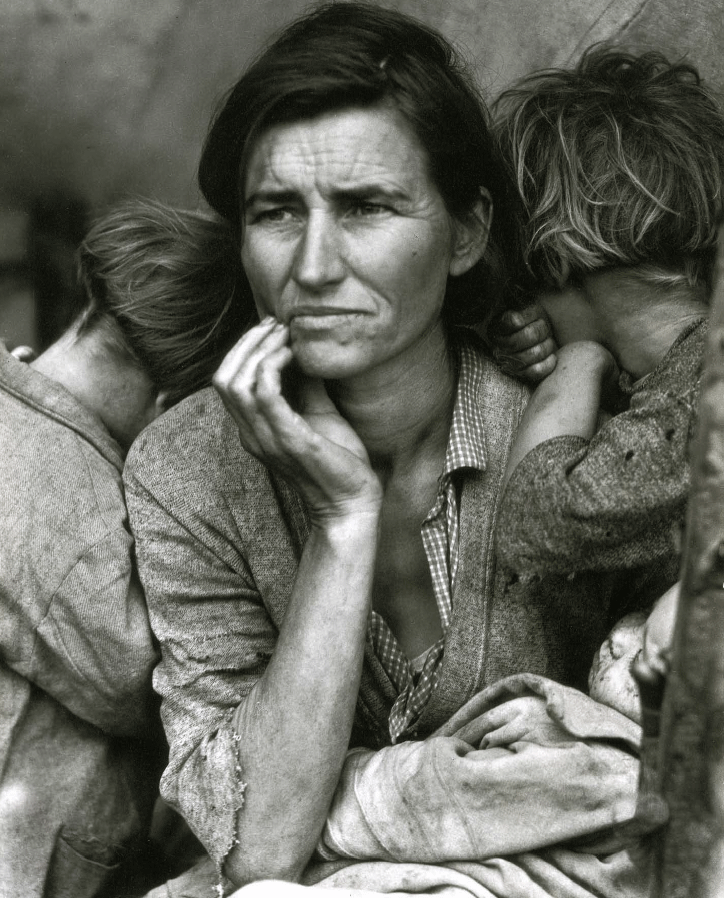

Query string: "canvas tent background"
[[2, 0, 723, 214]]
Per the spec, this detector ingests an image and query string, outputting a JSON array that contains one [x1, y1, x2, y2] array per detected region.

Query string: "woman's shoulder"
[[124, 386, 259, 500]]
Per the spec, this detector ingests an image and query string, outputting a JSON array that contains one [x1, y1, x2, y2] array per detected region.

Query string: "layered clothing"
[[0, 346, 160, 898], [124, 334, 668, 898]]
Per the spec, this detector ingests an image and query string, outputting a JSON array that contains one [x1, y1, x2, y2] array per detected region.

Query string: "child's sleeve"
[[496, 337, 702, 577]]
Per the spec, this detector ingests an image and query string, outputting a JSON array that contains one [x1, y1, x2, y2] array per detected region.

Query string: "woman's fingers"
[[212, 318, 380, 514], [214, 318, 288, 399], [213, 319, 295, 458], [214, 316, 276, 382]]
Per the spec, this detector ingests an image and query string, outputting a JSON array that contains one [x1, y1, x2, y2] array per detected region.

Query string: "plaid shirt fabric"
[[367, 340, 486, 743]]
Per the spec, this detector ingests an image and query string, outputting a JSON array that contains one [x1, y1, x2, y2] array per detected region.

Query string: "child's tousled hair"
[[493, 46, 724, 291], [75, 199, 251, 406]]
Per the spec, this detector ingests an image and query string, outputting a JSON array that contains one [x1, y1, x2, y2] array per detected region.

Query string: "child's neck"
[[581, 269, 708, 380]]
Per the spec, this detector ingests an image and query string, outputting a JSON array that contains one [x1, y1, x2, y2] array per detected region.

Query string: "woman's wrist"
[[309, 499, 383, 541]]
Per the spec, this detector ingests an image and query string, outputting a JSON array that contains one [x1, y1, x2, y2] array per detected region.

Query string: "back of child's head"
[[75, 199, 253, 406], [493, 46, 724, 291]]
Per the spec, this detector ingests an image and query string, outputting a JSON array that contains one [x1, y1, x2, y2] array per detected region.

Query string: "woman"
[[124, 6, 662, 896]]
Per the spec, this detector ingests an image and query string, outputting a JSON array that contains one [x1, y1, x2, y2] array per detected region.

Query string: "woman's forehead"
[[241, 105, 430, 198]]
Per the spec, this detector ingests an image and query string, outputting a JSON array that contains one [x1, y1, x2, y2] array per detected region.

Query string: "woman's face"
[[240, 104, 484, 380]]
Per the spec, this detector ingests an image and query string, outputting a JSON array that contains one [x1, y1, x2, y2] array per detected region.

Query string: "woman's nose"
[[293, 211, 344, 290]]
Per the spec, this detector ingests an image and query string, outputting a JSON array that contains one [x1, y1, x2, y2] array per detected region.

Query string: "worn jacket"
[[0, 347, 160, 898], [124, 343, 662, 872], [497, 318, 705, 582]]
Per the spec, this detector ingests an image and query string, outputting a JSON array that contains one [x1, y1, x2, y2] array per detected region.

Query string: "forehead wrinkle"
[[246, 111, 427, 201]]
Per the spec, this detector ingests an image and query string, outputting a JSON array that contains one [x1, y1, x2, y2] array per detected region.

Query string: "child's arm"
[[496, 298, 704, 579], [502, 339, 617, 490], [501, 286, 619, 489]]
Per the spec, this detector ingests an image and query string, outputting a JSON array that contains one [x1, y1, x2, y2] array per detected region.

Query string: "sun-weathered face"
[[240, 104, 478, 381]]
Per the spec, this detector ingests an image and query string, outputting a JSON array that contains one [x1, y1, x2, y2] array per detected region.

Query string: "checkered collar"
[[442, 335, 487, 478]]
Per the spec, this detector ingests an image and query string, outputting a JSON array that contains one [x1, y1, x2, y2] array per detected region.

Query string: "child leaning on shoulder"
[[488, 47, 724, 632]]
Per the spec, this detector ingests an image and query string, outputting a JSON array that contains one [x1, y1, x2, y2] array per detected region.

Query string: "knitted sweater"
[[497, 318, 705, 585]]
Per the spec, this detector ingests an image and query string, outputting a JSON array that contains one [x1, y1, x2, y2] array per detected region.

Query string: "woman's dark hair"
[[494, 45, 724, 291], [76, 199, 250, 406], [198, 1, 525, 329]]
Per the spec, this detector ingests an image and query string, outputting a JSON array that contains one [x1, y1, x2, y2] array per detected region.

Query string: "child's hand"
[[490, 302, 557, 383], [640, 581, 680, 681]]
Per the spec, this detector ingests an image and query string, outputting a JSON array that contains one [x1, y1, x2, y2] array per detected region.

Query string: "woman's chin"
[[291, 341, 369, 381]]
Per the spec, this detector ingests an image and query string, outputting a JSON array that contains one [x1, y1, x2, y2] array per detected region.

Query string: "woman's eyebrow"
[[331, 184, 410, 203], [244, 188, 299, 208], [245, 185, 411, 211]]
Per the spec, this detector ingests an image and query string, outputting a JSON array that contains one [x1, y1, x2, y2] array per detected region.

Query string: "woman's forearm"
[[225, 509, 380, 886]]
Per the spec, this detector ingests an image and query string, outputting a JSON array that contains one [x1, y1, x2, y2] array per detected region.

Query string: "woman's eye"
[[253, 207, 294, 224], [350, 201, 389, 217]]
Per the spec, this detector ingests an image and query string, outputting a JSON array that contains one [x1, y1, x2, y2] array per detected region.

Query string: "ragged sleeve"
[[123, 397, 279, 871]]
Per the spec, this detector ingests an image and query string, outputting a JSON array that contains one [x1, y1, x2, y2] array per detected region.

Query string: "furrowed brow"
[[244, 189, 298, 209], [332, 185, 408, 203]]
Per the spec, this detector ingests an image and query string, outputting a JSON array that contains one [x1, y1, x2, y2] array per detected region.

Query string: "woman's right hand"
[[213, 317, 382, 523]]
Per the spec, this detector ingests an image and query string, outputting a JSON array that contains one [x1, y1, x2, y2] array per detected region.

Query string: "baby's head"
[[588, 611, 647, 722], [494, 46, 724, 292], [589, 584, 680, 724]]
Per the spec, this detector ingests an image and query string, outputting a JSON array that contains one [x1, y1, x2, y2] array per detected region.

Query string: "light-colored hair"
[[76, 199, 250, 406], [493, 46, 724, 291]]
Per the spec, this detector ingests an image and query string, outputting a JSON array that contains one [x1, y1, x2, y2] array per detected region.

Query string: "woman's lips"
[[288, 309, 366, 328]]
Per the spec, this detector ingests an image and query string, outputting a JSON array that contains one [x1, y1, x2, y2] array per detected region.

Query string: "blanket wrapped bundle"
[[298, 673, 667, 898]]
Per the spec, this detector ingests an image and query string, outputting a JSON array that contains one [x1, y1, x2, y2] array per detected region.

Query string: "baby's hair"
[[493, 46, 724, 290], [76, 199, 251, 406]]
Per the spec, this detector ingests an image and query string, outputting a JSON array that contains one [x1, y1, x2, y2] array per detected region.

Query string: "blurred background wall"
[[2, 0, 723, 349]]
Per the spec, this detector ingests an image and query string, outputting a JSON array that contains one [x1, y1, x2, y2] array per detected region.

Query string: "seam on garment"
[[131, 468, 254, 580], [32, 528, 117, 694], [25, 430, 118, 666], [431, 741, 478, 854], [0, 376, 122, 468]]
